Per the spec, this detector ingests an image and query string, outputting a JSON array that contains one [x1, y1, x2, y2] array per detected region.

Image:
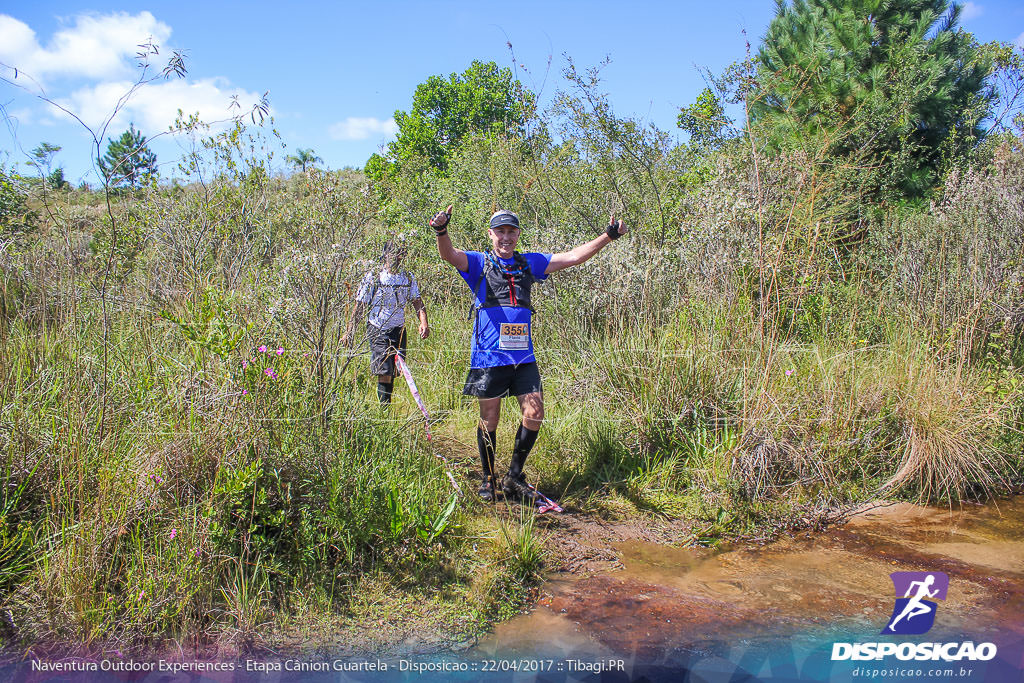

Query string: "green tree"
[[29, 142, 61, 171], [983, 41, 1024, 137], [678, 88, 732, 150], [367, 60, 534, 178], [286, 148, 322, 172], [29, 143, 69, 190], [753, 0, 993, 198], [46, 167, 69, 190], [97, 123, 158, 189]]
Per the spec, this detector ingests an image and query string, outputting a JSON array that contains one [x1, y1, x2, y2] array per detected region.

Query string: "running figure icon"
[[885, 574, 938, 632], [882, 571, 949, 635]]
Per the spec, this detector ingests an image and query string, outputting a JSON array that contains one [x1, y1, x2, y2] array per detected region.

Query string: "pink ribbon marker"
[[532, 484, 563, 514], [396, 354, 560, 513], [395, 354, 461, 496]]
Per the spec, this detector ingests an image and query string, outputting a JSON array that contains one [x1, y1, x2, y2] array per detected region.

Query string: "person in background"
[[343, 241, 429, 405]]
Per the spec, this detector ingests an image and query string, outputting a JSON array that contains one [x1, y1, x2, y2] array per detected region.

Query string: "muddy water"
[[473, 498, 1024, 668]]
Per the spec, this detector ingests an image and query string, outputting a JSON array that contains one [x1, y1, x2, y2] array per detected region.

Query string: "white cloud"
[[55, 77, 267, 138], [961, 2, 983, 21], [4, 107, 36, 126], [328, 117, 397, 141], [1016, 32, 1024, 49], [0, 12, 172, 82]]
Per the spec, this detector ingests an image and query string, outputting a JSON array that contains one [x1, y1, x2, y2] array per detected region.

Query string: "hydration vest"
[[366, 270, 414, 328], [368, 270, 413, 303], [472, 251, 535, 312]]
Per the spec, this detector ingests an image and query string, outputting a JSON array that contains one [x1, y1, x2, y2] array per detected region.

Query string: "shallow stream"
[[471, 498, 1024, 680]]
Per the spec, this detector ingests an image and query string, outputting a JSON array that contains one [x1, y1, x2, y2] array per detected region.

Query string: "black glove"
[[430, 210, 451, 235], [606, 219, 622, 240]]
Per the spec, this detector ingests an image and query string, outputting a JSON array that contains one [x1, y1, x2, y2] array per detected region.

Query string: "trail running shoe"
[[478, 478, 495, 502], [501, 473, 539, 503]]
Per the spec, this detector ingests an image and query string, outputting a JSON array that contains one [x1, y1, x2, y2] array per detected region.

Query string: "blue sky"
[[2, 1, 1024, 184]]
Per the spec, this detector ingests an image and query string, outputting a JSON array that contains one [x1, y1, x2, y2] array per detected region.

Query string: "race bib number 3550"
[[498, 322, 530, 350]]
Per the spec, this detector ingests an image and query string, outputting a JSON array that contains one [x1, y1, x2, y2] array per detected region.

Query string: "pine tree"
[[97, 124, 157, 189], [753, 0, 993, 199]]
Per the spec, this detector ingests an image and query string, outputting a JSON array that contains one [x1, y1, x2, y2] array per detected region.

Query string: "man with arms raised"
[[430, 205, 627, 502]]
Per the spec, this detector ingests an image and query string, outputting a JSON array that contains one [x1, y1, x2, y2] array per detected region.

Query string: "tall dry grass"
[[2, 110, 1023, 650]]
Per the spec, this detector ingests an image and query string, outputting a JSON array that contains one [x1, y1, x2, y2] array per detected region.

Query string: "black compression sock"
[[476, 427, 497, 478], [377, 382, 393, 404], [508, 423, 539, 479]]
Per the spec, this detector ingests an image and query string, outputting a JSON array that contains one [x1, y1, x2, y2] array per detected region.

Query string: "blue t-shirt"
[[459, 251, 552, 368]]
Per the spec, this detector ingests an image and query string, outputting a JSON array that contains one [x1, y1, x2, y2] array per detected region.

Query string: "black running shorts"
[[368, 324, 407, 376], [463, 362, 542, 398]]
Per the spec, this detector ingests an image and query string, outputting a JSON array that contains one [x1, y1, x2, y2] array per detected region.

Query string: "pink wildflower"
[[150, 474, 163, 484], [169, 528, 177, 541], [258, 345, 267, 353], [242, 389, 248, 395], [242, 360, 249, 369], [785, 369, 794, 377], [276, 347, 284, 356], [264, 368, 277, 379]]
